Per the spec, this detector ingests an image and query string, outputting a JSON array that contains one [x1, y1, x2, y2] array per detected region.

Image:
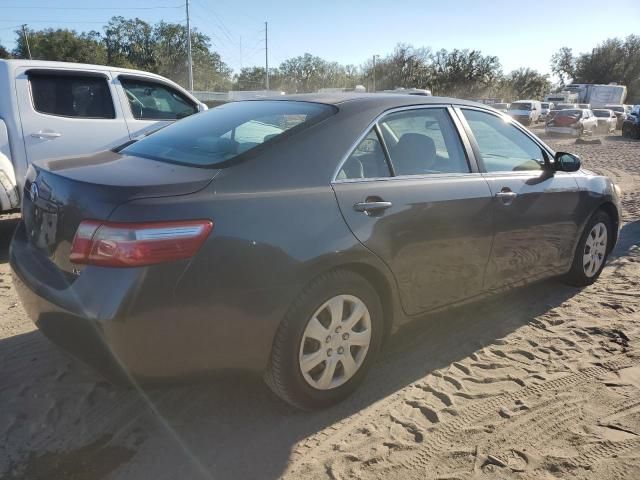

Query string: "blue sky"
[[1, 0, 639, 78]]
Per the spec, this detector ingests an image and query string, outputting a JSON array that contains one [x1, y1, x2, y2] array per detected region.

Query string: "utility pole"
[[185, 0, 194, 91], [265, 21, 269, 91], [22, 24, 32, 60], [372, 54, 378, 92]]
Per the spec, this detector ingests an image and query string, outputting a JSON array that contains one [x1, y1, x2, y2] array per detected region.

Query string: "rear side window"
[[121, 100, 335, 167], [29, 74, 115, 119], [338, 129, 391, 180], [379, 108, 469, 175], [120, 78, 197, 120]]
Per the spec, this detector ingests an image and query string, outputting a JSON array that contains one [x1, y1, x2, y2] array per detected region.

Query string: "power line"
[[2, 5, 182, 9]]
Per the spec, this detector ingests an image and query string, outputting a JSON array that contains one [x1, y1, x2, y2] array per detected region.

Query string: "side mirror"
[[554, 152, 581, 172], [197, 103, 208, 112]]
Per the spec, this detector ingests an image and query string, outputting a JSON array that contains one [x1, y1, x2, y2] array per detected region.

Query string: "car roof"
[[253, 92, 490, 109], [0, 59, 176, 81]]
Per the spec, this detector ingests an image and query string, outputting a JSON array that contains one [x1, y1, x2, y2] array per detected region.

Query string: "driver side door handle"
[[495, 188, 518, 205], [31, 131, 62, 139]]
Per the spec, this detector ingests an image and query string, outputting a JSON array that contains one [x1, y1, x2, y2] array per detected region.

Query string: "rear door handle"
[[353, 201, 393, 213], [31, 131, 62, 139]]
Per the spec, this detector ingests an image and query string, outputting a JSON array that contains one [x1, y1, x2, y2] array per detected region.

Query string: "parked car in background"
[[507, 100, 542, 125], [539, 102, 555, 122], [0, 59, 207, 213], [622, 105, 640, 139], [556, 103, 579, 110], [545, 108, 598, 136], [577, 103, 591, 110], [491, 102, 509, 112], [546, 109, 560, 122], [605, 104, 629, 129], [10, 94, 622, 409], [592, 109, 617, 133]]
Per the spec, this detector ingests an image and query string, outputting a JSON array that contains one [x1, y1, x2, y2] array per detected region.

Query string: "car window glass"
[[120, 78, 197, 120], [337, 129, 391, 180], [122, 100, 335, 167], [379, 108, 469, 175], [29, 74, 115, 119], [462, 109, 544, 173]]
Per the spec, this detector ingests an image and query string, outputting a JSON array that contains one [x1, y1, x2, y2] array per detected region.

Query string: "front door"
[[458, 108, 581, 290], [15, 68, 131, 163], [333, 107, 494, 315]]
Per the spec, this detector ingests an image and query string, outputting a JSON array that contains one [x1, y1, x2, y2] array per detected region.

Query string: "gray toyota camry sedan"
[[11, 94, 622, 409]]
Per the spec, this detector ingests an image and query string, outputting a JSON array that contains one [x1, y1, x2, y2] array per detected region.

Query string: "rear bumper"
[[545, 126, 581, 136], [10, 222, 279, 381]]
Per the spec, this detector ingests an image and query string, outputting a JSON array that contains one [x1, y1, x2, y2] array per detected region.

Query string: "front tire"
[[264, 270, 383, 410], [563, 210, 612, 286]]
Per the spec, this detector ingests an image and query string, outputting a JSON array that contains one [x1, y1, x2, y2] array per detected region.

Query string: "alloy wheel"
[[583, 222, 608, 277], [298, 294, 372, 390]]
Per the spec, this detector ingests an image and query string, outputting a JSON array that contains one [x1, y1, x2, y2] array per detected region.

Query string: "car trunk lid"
[[22, 150, 218, 274]]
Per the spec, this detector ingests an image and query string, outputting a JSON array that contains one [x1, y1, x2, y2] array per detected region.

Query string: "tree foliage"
[[11, 18, 232, 91], [552, 36, 640, 101], [13, 28, 107, 64], [502, 68, 551, 100], [550, 47, 575, 85], [0, 43, 11, 59]]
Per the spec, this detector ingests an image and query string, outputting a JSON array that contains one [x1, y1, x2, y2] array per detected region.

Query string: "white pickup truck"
[[0, 59, 207, 212]]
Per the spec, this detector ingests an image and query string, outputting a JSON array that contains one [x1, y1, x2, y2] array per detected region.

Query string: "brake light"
[[70, 220, 213, 267]]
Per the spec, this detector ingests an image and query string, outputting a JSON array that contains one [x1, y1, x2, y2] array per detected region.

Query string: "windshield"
[[593, 110, 611, 117], [541, 102, 549, 108], [121, 101, 335, 167], [509, 103, 531, 110], [608, 106, 624, 113]]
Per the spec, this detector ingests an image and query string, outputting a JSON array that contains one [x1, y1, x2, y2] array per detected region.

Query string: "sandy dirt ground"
[[1, 131, 639, 480]]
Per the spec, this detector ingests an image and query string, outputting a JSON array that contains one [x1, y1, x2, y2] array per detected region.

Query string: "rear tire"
[[563, 210, 612, 286], [264, 270, 383, 410]]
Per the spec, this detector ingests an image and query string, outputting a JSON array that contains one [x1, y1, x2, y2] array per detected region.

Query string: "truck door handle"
[[31, 131, 62, 139], [495, 188, 518, 205], [354, 201, 393, 213]]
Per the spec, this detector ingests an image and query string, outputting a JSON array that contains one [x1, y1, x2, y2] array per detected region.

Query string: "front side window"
[[29, 74, 115, 119], [121, 100, 335, 167], [462, 109, 545, 173], [337, 129, 391, 180], [120, 78, 197, 120], [379, 108, 469, 176]]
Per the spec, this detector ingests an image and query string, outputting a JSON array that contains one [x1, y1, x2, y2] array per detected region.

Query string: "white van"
[[507, 100, 542, 126], [0, 60, 207, 212]]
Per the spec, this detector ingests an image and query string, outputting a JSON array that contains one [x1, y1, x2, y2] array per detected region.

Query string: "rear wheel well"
[[324, 263, 395, 343], [597, 202, 619, 252]]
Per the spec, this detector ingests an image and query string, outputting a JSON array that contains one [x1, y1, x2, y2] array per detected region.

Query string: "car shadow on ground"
[[0, 214, 19, 264], [1, 219, 638, 480]]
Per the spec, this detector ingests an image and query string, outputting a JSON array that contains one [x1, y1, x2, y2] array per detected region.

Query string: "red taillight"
[[70, 220, 213, 267]]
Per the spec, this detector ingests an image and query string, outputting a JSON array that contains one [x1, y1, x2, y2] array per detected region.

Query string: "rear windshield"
[[558, 109, 582, 116], [509, 103, 531, 110], [593, 110, 611, 117], [121, 100, 335, 167]]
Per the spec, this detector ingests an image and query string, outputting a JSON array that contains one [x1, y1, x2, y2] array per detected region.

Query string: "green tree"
[[431, 48, 502, 97], [12, 28, 107, 64], [574, 35, 640, 101], [104, 16, 155, 70], [234, 66, 267, 90], [550, 47, 576, 85], [0, 43, 10, 59], [503, 68, 551, 100]]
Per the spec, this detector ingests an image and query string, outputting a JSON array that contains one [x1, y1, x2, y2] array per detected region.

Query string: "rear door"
[[457, 107, 581, 290], [333, 106, 494, 315], [15, 68, 131, 163], [114, 75, 199, 139]]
